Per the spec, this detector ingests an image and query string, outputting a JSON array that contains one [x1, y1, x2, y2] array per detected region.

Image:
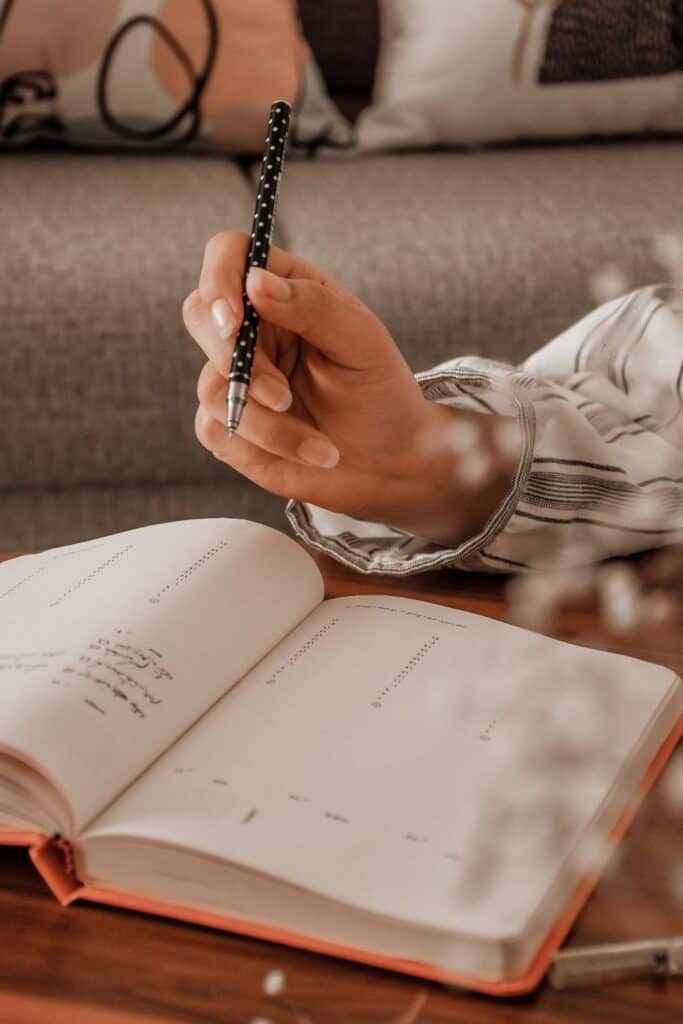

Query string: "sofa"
[[2, 1, 683, 551]]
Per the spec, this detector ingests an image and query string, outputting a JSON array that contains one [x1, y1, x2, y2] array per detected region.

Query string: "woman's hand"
[[183, 231, 513, 545]]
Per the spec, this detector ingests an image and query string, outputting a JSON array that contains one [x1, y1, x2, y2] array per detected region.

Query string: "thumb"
[[245, 266, 392, 370]]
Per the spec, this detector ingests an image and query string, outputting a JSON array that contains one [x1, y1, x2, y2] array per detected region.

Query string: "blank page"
[[82, 594, 681, 942]]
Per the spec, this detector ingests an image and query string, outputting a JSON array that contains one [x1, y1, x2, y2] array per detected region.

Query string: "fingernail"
[[298, 438, 340, 469], [248, 267, 291, 301], [211, 298, 235, 339], [250, 375, 292, 412]]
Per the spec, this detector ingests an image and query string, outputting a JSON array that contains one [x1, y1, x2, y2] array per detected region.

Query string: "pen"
[[226, 100, 292, 436], [549, 936, 683, 989]]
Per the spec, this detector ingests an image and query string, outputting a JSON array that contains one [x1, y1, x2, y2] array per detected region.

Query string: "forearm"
[[362, 401, 515, 548]]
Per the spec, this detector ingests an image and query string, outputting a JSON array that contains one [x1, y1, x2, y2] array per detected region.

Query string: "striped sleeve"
[[286, 285, 683, 574]]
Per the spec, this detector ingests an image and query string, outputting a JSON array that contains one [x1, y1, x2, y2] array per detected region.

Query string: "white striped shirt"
[[287, 285, 683, 574]]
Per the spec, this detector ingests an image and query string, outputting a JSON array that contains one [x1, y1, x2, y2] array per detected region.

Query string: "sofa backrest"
[[298, 1, 379, 120]]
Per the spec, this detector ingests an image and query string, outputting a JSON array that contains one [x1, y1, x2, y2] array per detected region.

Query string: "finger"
[[198, 231, 355, 338], [197, 358, 293, 418], [196, 405, 284, 485], [198, 230, 250, 340], [184, 291, 292, 411], [195, 406, 320, 503], [245, 266, 393, 369], [256, 242, 359, 302], [197, 362, 340, 469], [259, 244, 335, 289]]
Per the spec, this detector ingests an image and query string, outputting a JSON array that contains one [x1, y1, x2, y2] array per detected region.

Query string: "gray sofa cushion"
[[3, 140, 683, 551], [1, 482, 287, 552], [274, 142, 683, 370], [0, 152, 253, 492]]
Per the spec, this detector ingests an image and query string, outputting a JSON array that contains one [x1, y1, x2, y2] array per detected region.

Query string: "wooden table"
[[1, 551, 682, 1024]]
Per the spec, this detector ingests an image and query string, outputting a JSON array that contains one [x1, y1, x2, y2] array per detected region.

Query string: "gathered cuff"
[[286, 364, 536, 575]]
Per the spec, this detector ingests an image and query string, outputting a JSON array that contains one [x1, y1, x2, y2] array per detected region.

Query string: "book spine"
[[30, 836, 82, 906]]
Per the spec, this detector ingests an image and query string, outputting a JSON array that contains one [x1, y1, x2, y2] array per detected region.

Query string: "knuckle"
[[203, 231, 228, 259], [261, 423, 285, 452], [204, 230, 248, 264], [201, 231, 250, 304], [299, 280, 327, 327], [289, 287, 315, 335], [196, 361, 220, 406], [252, 350, 278, 378], [194, 405, 211, 445], [242, 408, 283, 455], [196, 373, 209, 407], [182, 289, 203, 325], [266, 420, 300, 458]]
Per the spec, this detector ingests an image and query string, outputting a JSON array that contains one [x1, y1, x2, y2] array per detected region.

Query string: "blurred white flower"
[[456, 449, 495, 489], [631, 491, 665, 527], [661, 751, 683, 814], [504, 775, 555, 814], [590, 265, 629, 305], [506, 581, 555, 630], [553, 690, 604, 749], [596, 564, 642, 633], [444, 417, 482, 455], [573, 829, 610, 879], [640, 590, 675, 626], [250, 1018, 273, 1024], [262, 969, 286, 997], [491, 418, 522, 464], [507, 568, 595, 631], [652, 232, 683, 279]]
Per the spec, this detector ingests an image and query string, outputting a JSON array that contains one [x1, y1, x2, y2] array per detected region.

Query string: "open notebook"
[[1, 519, 681, 995]]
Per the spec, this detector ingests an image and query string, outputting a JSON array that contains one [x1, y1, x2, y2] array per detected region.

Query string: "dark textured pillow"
[[298, 0, 379, 120], [0, 0, 309, 151]]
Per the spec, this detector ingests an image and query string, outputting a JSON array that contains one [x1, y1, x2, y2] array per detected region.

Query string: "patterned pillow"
[[0, 0, 311, 151], [357, 0, 683, 151]]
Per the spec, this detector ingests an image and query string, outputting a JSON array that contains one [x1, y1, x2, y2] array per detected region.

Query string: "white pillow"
[[357, 0, 683, 150]]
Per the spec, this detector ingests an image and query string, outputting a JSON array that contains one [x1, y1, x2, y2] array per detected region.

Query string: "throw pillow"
[[0, 0, 308, 151], [357, 0, 683, 150]]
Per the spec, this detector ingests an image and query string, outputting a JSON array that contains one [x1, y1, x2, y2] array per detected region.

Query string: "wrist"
[[380, 402, 515, 547]]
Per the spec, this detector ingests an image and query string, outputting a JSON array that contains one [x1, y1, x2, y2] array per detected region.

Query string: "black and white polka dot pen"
[[226, 100, 292, 436]]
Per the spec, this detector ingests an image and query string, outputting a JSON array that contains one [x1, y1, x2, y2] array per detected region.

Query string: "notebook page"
[[0, 519, 323, 833], [81, 594, 681, 940]]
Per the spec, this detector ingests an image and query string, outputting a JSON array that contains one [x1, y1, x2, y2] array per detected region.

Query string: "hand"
[[183, 232, 513, 545]]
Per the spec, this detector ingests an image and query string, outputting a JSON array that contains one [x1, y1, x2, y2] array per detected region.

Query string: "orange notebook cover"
[[2, 714, 680, 997]]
